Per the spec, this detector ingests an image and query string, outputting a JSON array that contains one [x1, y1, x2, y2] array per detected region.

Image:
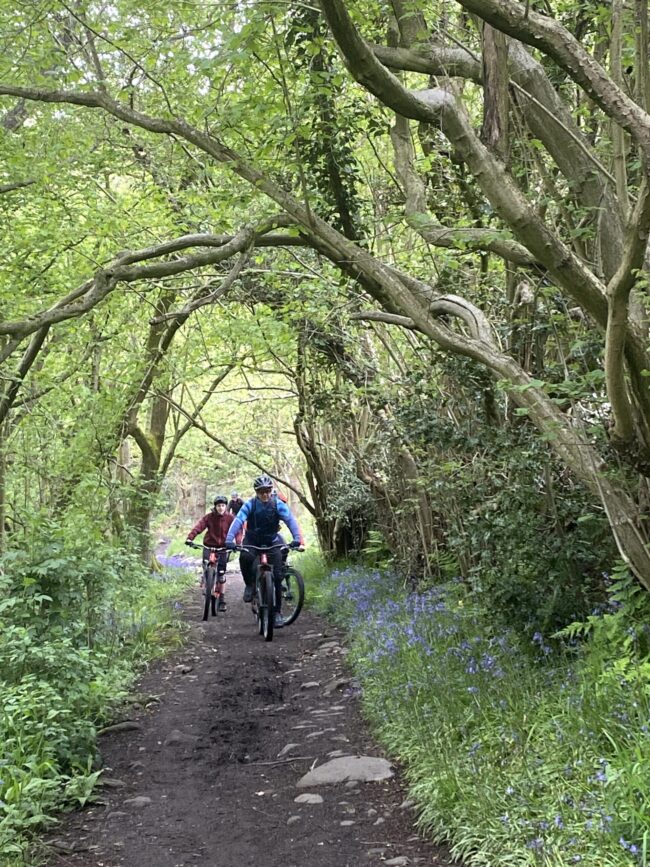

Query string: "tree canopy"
[[1, 0, 649, 591]]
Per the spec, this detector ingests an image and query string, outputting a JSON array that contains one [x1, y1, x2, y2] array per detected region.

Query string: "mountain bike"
[[237, 543, 280, 641], [233, 543, 303, 641], [187, 542, 227, 622]]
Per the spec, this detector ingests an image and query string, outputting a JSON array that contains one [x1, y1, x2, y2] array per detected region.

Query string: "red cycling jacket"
[[187, 511, 242, 548]]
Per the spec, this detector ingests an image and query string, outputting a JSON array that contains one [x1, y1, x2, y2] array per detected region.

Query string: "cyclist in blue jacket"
[[226, 474, 302, 628]]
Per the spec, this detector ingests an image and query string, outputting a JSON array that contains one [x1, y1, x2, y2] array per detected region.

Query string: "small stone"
[[164, 730, 199, 747], [99, 778, 126, 789], [124, 796, 152, 809], [399, 799, 415, 809], [384, 858, 409, 866], [294, 793, 324, 805], [367, 848, 385, 856], [367, 808, 378, 817], [98, 721, 142, 735], [106, 811, 128, 821], [373, 817, 385, 825], [340, 820, 355, 826], [287, 815, 301, 825], [323, 677, 351, 695], [50, 840, 76, 853], [300, 682, 320, 690], [345, 781, 359, 790]]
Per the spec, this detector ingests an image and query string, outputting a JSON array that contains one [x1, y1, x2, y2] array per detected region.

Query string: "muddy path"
[[44, 563, 452, 867]]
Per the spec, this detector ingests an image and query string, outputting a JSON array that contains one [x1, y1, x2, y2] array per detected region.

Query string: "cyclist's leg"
[[239, 548, 256, 602], [216, 550, 228, 610], [217, 550, 228, 583]]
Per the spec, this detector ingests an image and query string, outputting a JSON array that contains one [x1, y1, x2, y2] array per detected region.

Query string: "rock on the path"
[[297, 756, 393, 787], [164, 729, 199, 747], [385, 858, 410, 866], [294, 793, 324, 804], [123, 796, 152, 809], [287, 815, 301, 825], [300, 681, 320, 690], [323, 676, 351, 695], [98, 720, 142, 735], [277, 743, 300, 758], [340, 820, 355, 826]]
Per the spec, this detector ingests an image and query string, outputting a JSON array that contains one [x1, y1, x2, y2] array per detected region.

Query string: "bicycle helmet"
[[213, 494, 228, 506], [253, 474, 274, 491]]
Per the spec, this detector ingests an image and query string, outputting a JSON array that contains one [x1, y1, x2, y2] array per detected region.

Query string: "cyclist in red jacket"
[[185, 495, 242, 611]]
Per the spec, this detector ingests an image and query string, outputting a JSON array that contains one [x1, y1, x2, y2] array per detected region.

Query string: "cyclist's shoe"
[[274, 612, 285, 628], [243, 585, 254, 603], [217, 595, 227, 612]]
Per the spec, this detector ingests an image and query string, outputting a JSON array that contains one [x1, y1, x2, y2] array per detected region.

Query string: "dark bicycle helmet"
[[213, 494, 228, 506], [253, 474, 274, 491]]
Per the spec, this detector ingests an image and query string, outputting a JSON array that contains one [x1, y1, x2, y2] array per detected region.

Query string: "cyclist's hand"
[[289, 539, 302, 549], [225, 541, 237, 551], [185, 539, 194, 547]]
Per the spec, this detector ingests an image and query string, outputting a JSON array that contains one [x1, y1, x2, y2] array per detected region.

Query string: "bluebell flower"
[[526, 838, 543, 850]]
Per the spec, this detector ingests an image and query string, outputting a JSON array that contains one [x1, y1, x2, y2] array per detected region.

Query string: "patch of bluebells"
[[324, 565, 650, 864], [157, 553, 195, 571]]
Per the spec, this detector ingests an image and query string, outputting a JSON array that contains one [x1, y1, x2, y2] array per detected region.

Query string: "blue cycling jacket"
[[226, 496, 301, 547]]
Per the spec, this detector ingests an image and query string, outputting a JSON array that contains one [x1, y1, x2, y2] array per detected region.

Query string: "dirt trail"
[[44, 564, 452, 867]]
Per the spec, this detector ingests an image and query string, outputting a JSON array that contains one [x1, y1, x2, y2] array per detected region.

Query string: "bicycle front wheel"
[[262, 569, 274, 642], [280, 566, 304, 627], [203, 566, 216, 621]]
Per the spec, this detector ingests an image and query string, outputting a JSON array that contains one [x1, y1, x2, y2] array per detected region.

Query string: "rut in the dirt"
[[44, 567, 452, 867]]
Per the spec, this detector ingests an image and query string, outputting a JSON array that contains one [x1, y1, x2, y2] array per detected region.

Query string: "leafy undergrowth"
[[0, 537, 194, 866], [303, 557, 650, 866]]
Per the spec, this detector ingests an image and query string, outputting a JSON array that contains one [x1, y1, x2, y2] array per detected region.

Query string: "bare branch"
[[452, 0, 650, 157], [0, 179, 36, 195], [158, 392, 316, 515], [605, 179, 650, 446], [0, 326, 50, 425]]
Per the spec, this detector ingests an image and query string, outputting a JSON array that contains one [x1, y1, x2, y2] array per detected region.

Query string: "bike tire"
[[256, 569, 264, 635], [262, 569, 274, 641], [203, 566, 216, 621], [280, 566, 305, 627]]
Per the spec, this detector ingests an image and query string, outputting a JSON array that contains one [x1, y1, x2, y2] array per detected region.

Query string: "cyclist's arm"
[[277, 501, 302, 544], [187, 513, 209, 541]]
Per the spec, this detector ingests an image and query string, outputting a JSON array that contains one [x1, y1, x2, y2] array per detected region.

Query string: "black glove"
[[185, 539, 194, 547], [289, 539, 301, 549], [226, 541, 237, 551]]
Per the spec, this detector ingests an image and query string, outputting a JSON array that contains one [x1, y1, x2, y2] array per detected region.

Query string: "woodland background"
[[1, 0, 650, 863]]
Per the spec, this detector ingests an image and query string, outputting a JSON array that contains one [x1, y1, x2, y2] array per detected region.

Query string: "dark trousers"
[[240, 544, 283, 612]]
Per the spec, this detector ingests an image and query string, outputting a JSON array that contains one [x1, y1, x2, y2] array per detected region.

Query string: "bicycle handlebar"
[[230, 542, 304, 553], [185, 541, 228, 552]]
